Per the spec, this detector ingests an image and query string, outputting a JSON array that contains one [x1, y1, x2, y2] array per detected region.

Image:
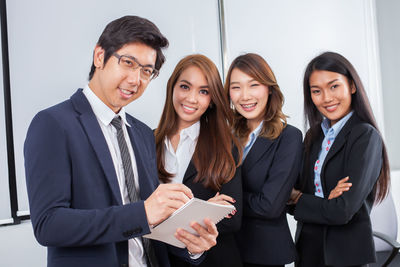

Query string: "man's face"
[[90, 42, 157, 113]]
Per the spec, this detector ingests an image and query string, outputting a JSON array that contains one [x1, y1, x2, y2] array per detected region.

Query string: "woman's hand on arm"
[[287, 188, 303, 205], [328, 176, 352, 200]]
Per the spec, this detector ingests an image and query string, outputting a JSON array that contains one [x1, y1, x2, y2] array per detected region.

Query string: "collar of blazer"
[[310, 113, 362, 192], [70, 89, 154, 204], [125, 122, 156, 200], [242, 136, 274, 173], [71, 89, 124, 205], [183, 160, 197, 184]]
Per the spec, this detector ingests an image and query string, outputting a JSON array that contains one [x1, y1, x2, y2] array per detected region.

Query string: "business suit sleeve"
[[24, 111, 150, 247], [243, 126, 303, 219], [215, 166, 242, 234], [294, 124, 383, 225]]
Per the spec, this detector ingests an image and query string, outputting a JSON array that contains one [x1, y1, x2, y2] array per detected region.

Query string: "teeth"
[[241, 103, 256, 108], [326, 104, 338, 111], [121, 88, 133, 95], [183, 105, 196, 111]]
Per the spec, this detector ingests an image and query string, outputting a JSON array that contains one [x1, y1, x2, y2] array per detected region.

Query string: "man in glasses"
[[24, 15, 218, 267]]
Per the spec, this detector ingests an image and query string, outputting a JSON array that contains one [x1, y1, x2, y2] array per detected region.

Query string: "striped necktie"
[[111, 116, 159, 267]]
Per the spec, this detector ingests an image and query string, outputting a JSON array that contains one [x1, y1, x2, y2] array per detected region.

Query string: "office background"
[[1, 0, 399, 266]]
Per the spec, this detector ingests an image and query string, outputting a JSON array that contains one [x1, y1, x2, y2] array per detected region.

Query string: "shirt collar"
[[83, 84, 131, 128], [321, 110, 354, 137], [163, 121, 200, 153], [180, 121, 200, 141], [251, 121, 264, 138]]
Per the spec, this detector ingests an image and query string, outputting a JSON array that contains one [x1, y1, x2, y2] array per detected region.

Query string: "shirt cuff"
[[188, 251, 203, 259]]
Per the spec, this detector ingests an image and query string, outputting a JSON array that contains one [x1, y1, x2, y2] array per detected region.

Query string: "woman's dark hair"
[[224, 53, 287, 143], [88, 15, 168, 80], [155, 54, 242, 190], [303, 51, 390, 203]]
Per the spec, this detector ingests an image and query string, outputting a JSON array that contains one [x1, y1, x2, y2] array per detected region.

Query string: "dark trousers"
[[296, 224, 369, 267]]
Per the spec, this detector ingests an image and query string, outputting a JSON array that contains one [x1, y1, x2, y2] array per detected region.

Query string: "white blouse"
[[164, 121, 200, 184]]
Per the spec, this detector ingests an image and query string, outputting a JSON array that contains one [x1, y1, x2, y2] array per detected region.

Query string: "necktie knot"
[[111, 116, 122, 131]]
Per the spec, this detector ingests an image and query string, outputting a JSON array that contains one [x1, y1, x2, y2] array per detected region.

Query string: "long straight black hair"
[[303, 51, 390, 203]]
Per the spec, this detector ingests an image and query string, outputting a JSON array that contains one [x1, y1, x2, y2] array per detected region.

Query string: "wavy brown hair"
[[302, 51, 390, 203], [224, 53, 287, 143], [155, 54, 242, 190]]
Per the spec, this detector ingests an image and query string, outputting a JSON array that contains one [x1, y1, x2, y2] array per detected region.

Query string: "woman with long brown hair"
[[290, 51, 390, 267], [155, 54, 243, 267], [225, 53, 303, 267]]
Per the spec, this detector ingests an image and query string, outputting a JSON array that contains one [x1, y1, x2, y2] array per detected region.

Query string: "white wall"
[[0, 221, 46, 266], [376, 0, 400, 170]]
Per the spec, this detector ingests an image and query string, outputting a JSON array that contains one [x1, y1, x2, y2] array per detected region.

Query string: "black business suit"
[[294, 114, 383, 267], [236, 124, 303, 266], [169, 160, 243, 267]]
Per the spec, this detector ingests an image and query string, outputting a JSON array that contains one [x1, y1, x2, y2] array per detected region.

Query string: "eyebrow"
[[310, 79, 339, 89], [230, 79, 257, 85], [122, 54, 155, 68], [327, 79, 339, 85], [180, 80, 209, 89]]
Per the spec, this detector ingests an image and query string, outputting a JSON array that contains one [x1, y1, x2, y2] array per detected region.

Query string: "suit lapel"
[[182, 160, 197, 184], [243, 136, 274, 172], [321, 114, 360, 190], [71, 89, 123, 205], [322, 114, 359, 171], [126, 121, 155, 200]]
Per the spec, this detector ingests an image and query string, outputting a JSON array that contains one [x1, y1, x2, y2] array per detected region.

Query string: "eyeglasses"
[[113, 53, 159, 80]]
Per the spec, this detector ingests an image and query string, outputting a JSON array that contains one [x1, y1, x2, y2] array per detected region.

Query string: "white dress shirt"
[[83, 85, 147, 267], [164, 122, 200, 183]]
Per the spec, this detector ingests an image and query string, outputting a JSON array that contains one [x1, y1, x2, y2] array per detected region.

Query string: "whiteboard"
[[0, 31, 12, 222], [7, 0, 222, 214]]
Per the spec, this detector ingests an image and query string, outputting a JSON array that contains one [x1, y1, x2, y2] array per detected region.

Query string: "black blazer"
[[294, 114, 383, 266], [169, 160, 243, 267], [236, 124, 303, 265]]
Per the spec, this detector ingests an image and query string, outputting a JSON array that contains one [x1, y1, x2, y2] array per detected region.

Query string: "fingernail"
[[233, 198, 236, 203]]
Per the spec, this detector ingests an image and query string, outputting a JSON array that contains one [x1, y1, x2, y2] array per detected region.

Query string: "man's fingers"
[[163, 183, 194, 199]]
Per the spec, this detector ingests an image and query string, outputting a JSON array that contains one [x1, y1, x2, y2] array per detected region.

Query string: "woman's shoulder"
[[281, 123, 303, 140], [348, 121, 381, 142]]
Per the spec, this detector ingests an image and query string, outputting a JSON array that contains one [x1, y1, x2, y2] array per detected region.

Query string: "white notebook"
[[143, 197, 235, 248]]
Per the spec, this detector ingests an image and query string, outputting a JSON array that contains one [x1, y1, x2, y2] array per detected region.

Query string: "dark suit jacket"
[[294, 114, 383, 266], [169, 160, 243, 267], [24, 89, 200, 267], [236, 124, 303, 265]]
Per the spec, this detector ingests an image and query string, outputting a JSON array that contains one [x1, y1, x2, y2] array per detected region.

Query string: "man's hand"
[[328, 176, 352, 200], [144, 183, 193, 226], [174, 218, 218, 254]]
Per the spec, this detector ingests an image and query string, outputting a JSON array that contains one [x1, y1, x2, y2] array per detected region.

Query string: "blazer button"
[[121, 264, 128, 267]]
